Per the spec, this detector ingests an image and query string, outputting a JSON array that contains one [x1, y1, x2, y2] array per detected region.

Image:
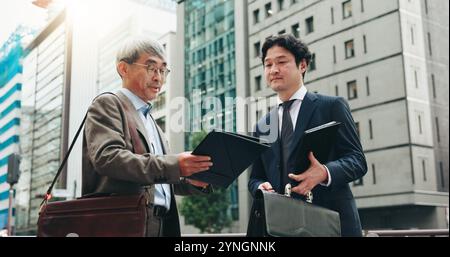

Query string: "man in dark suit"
[[248, 34, 367, 236], [82, 37, 213, 237]]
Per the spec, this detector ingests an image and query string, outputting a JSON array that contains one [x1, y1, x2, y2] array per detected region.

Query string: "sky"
[[0, 0, 47, 47]]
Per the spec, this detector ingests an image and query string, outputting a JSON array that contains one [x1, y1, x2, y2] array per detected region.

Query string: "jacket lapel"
[[116, 91, 152, 151], [288, 92, 318, 160]]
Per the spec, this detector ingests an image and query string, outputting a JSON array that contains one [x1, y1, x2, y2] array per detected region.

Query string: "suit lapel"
[[116, 91, 152, 150], [288, 92, 318, 160], [259, 106, 282, 191], [269, 106, 280, 150]]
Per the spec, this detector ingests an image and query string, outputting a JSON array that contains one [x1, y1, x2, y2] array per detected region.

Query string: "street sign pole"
[[7, 186, 14, 236]]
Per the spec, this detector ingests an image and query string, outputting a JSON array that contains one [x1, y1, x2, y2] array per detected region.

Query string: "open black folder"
[[295, 121, 342, 172], [189, 131, 270, 188]]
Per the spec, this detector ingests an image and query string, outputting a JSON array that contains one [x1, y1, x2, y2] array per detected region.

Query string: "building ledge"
[[356, 190, 449, 209]]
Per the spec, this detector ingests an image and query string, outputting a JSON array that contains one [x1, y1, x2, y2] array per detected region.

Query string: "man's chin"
[[270, 84, 286, 92]]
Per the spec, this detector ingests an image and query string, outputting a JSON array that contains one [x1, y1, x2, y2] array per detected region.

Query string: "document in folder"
[[295, 121, 342, 172], [189, 131, 270, 188]]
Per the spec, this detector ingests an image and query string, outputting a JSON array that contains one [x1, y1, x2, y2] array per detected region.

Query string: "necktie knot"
[[281, 99, 295, 110]]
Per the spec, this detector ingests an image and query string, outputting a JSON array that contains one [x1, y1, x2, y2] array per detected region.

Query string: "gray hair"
[[116, 36, 166, 65]]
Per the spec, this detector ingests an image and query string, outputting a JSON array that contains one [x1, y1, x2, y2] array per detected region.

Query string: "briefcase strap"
[[40, 92, 146, 207]]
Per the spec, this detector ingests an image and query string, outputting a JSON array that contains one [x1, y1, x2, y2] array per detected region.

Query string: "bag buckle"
[[306, 191, 313, 203], [284, 183, 291, 197]]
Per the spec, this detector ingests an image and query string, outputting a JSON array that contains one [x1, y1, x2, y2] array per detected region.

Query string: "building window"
[[278, 0, 285, 11], [361, 0, 365, 12], [355, 121, 360, 138], [265, 3, 273, 17], [353, 178, 363, 186], [369, 119, 373, 139], [331, 7, 335, 24], [291, 0, 297, 5], [153, 92, 166, 111], [372, 164, 376, 184], [422, 159, 427, 181], [439, 162, 445, 188], [418, 113, 423, 134], [414, 69, 419, 88], [335, 85, 339, 96], [424, 0, 428, 14], [253, 9, 260, 24], [427, 32, 432, 56], [254, 41, 261, 58], [156, 117, 166, 133], [305, 17, 314, 34], [411, 26, 415, 45], [255, 75, 262, 91], [347, 80, 357, 100], [291, 23, 300, 38], [256, 110, 263, 121], [343, 0, 352, 19], [366, 76, 370, 96], [435, 117, 440, 143], [345, 39, 355, 59], [363, 34, 367, 53], [333, 45, 336, 63], [308, 53, 316, 71], [431, 74, 436, 98], [278, 29, 286, 35]]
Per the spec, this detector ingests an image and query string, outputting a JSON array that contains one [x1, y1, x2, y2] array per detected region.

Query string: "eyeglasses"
[[131, 63, 171, 79]]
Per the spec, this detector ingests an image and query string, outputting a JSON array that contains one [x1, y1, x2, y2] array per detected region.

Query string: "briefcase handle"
[[40, 92, 146, 207]]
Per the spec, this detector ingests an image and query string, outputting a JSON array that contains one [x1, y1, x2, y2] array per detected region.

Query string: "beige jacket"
[[82, 91, 205, 236]]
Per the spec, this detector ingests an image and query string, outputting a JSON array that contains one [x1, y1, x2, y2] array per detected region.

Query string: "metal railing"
[[364, 229, 449, 237], [182, 229, 449, 237]]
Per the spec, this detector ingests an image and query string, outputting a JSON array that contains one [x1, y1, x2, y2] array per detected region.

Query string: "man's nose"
[[152, 70, 163, 81], [269, 65, 280, 74]]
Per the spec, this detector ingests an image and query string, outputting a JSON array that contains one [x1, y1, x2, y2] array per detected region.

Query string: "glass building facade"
[[16, 17, 68, 234], [0, 28, 28, 231], [184, 0, 238, 220]]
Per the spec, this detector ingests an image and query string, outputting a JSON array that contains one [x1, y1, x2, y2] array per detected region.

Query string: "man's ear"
[[117, 61, 128, 78], [299, 59, 308, 73]]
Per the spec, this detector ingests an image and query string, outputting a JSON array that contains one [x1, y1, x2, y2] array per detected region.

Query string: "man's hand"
[[288, 152, 328, 196], [258, 182, 275, 193], [185, 178, 209, 188], [178, 152, 213, 177]]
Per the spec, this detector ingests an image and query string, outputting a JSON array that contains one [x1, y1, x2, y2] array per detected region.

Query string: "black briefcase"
[[247, 190, 341, 237]]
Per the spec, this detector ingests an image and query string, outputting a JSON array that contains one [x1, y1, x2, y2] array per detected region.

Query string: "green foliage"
[[179, 187, 232, 233], [179, 131, 232, 233]]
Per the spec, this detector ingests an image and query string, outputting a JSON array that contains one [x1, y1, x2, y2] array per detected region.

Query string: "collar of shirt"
[[277, 84, 307, 106], [278, 85, 308, 131], [119, 88, 151, 114]]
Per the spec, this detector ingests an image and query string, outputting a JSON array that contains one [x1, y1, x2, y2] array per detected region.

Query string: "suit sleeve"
[[325, 97, 367, 189], [248, 129, 267, 197], [84, 95, 180, 185]]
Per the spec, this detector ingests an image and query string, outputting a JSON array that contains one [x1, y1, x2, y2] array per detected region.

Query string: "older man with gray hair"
[[82, 36, 212, 237]]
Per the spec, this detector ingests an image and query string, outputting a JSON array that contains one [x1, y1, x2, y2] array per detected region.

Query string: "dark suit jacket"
[[82, 92, 206, 237], [248, 91, 367, 236]]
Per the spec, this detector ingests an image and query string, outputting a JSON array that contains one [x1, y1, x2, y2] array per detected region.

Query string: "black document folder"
[[189, 131, 270, 188], [295, 121, 342, 172]]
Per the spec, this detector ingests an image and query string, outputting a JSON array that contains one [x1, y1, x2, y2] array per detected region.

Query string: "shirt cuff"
[[257, 183, 264, 190], [319, 164, 332, 187]]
